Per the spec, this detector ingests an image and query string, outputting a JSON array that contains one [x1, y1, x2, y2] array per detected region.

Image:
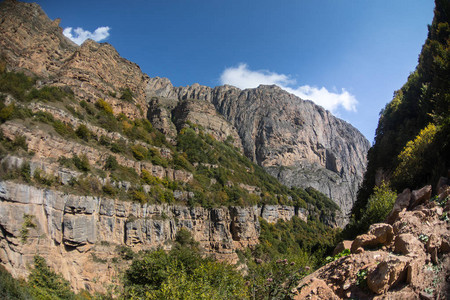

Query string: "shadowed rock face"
[[147, 81, 371, 218]]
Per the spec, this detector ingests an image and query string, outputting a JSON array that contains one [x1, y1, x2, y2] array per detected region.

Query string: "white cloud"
[[63, 26, 110, 45], [220, 63, 357, 113]]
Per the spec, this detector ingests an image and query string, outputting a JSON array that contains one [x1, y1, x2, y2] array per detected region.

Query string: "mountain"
[[0, 0, 370, 218], [148, 80, 370, 216], [0, 0, 368, 294]]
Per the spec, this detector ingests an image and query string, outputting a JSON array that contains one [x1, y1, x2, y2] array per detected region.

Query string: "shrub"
[[13, 135, 28, 151], [99, 135, 111, 146], [110, 140, 127, 154], [27, 86, 68, 102], [123, 240, 248, 299], [53, 120, 76, 138], [149, 148, 168, 167], [102, 184, 118, 196], [130, 190, 148, 203], [363, 182, 396, 225], [0, 103, 14, 123], [72, 154, 90, 172], [79, 100, 96, 115], [75, 124, 91, 141], [131, 144, 147, 161], [28, 256, 77, 299], [393, 123, 437, 188], [141, 169, 161, 185], [119, 87, 133, 102], [20, 162, 31, 183], [0, 71, 35, 101], [347, 182, 397, 235], [0, 265, 33, 299], [104, 155, 118, 171], [33, 168, 54, 186], [116, 245, 135, 260], [20, 214, 36, 243], [95, 98, 114, 115]]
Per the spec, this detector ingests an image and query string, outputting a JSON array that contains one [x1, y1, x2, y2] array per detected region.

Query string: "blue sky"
[[31, 0, 434, 143]]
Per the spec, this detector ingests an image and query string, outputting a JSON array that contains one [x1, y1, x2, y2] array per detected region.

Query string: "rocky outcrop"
[[0, 121, 192, 182], [172, 99, 243, 151], [0, 180, 308, 292], [0, 0, 148, 119], [0, 0, 77, 77], [293, 181, 450, 299], [147, 79, 370, 218]]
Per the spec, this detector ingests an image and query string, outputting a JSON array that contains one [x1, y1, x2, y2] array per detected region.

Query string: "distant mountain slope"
[[147, 80, 370, 219]]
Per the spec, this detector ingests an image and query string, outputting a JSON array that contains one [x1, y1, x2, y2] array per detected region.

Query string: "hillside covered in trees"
[[346, 0, 450, 236]]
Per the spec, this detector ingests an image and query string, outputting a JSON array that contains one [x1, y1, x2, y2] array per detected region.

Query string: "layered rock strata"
[[0, 180, 308, 292]]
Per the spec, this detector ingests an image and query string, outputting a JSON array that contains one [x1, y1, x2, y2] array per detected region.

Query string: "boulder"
[[351, 223, 394, 253], [386, 189, 411, 224], [394, 234, 424, 256], [367, 256, 409, 294], [409, 185, 432, 210], [294, 277, 339, 300], [332, 240, 352, 256]]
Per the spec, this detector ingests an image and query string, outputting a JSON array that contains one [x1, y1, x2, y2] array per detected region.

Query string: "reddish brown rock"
[[332, 240, 352, 256], [351, 223, 394, 253], [294, 278, 339, 300], [394, 234, 424, 256], [409, 185, 432, 209], [367, 256, 409, 294], [386, 188, 411, 224]]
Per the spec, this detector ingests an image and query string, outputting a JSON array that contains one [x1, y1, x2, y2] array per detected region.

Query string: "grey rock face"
[[0, 181, 306, 268], [0, 181, 338, 291], [147, 79, 370, 218]]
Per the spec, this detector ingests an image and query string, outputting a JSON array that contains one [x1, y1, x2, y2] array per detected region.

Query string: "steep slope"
[[147, 81, 370, 216], [348, 0, 450, 236], [0, 1, 347, 292]]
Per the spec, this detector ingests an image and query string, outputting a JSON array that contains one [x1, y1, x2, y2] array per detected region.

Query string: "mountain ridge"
[[0, 0, 370, 218]]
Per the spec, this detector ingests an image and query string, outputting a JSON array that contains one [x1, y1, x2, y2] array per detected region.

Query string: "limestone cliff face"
[[0, 180, 306, 292], [171, 99, 243, 151], [148, 80, 371, 216]]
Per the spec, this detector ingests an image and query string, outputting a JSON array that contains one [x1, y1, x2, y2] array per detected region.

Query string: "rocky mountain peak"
[[144, 73, 370, 219]]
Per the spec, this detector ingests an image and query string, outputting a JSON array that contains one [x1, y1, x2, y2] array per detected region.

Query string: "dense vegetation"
[[346, 0, 449, 237]]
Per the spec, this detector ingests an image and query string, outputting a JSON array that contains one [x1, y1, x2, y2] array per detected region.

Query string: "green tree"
[[28, 256, 77, 300]]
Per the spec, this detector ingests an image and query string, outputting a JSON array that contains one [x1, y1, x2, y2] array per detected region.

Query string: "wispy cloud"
[[63, 26, 110, 45], [220, 63, 357, 113]]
